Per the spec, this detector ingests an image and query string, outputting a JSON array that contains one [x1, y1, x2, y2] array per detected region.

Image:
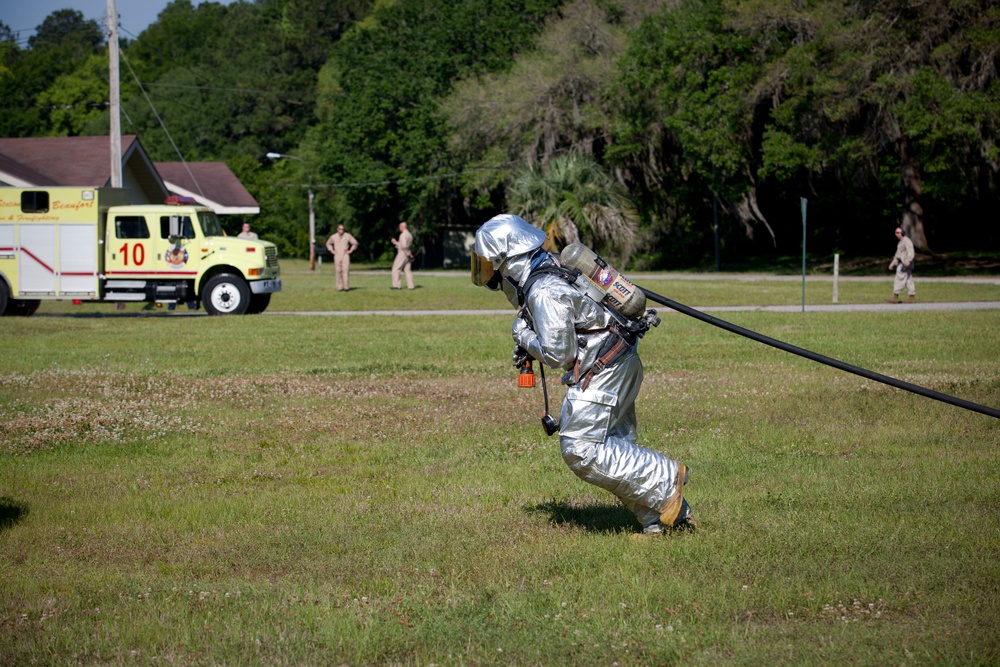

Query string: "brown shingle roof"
[[155, 161, 259, 214], [0, 136, 257, 213], [0, 135, 169, 204], [0, 150, 54, 186], [0, 135, 138, 186]]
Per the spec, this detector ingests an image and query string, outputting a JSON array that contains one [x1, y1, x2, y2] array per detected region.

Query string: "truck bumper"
[[250, 279, 282, 294]]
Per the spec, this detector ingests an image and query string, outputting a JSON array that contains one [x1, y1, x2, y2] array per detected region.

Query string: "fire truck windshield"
[[198, 211, 224, 237]]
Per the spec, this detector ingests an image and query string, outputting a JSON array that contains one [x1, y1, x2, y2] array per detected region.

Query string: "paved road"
[[630, 274, 1000, 284], [348, 269, 1000, 285]]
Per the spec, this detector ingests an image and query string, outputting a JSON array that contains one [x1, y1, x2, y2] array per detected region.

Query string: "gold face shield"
[[471, 251, 500, 288]]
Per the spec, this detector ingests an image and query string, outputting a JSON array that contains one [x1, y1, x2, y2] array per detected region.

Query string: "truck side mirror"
[[168, 215, 182, 240]]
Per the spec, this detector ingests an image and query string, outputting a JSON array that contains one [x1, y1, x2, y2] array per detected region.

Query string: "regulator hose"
[[640, 288, 1000, 420]]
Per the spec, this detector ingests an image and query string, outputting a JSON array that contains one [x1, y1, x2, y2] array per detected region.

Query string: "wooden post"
[[308, 189, 316, 271], [107, 0, 122, 188], [713, 193, 721, 271], [801, 198, 807, 313], [833, 253, 839, 304]]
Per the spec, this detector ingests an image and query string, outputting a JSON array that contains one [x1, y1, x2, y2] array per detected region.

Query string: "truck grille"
[[265, 247, 278, 268]]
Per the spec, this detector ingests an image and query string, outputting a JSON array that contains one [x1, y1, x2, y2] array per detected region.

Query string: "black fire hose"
[[640, 288, 1000, 420]]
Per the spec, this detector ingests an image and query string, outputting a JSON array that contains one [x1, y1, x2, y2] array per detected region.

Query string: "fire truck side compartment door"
[[18, 224, 56, 295], [58, 224, 98, 295]]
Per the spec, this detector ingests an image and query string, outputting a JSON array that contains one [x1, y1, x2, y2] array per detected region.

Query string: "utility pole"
[[266, 152, 316, 270], [107, 0, 122, 188]]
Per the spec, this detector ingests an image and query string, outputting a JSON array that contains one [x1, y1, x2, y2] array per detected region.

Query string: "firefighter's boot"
[[658, 464, 689, 527]]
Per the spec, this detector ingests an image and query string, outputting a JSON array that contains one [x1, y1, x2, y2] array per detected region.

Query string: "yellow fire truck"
[[0, 187, 281, 316]]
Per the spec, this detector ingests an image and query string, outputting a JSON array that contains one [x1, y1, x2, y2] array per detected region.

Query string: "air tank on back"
[[559, 242, 646, 319]]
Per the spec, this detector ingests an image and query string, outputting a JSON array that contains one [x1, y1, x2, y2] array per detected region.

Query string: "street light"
[[266, 152, 316, 271]]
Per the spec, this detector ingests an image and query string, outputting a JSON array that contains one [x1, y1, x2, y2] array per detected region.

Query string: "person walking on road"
[[390, 221, 415, 290], [887, 226, 916, 303], [326, 224, 359, 292]]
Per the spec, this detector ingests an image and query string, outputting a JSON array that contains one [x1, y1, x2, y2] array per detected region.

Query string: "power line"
[[141, 82, 300, 99], [5, 15, 143, 49], [120, 48, 205, 197], [275, 163, 518, 190]]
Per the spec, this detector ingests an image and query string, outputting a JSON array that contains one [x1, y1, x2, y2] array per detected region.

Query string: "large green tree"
[[305, 0, 561, 259], [29, 9, 103, 51], [612, 0, 776, 262], [507, 151, 639, 265], [442, 0, 671, 266], [7, 0, 999, 265], [36, 54, 109, 136], [0, 10, 104, 137], [747, 0, 1000, 252], [608, 0, 1000, 262], [117, 0, 372, 162]]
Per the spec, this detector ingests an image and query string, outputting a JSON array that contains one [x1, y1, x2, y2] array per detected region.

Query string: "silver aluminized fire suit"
[[474, 214, 691, 533]]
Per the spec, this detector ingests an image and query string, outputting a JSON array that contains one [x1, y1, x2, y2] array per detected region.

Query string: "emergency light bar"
[[164, 195, 197, 205]]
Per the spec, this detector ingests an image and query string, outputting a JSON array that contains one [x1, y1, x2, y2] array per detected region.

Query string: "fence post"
[[833, 253, 839, 303], [801, 198, 807, 313]]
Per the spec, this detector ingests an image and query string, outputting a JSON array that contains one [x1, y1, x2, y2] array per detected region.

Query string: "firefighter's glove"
[[512, 345, 530, 370], [512, 317, 535, 349], [512, 316, 543, 365]]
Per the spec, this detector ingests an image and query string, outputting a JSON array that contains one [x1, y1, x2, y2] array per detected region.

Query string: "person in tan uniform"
[[390, 221, 415, 290], [886, 226, 916, 303], [237, 222, 258, 240], [325, 224, 359, 292]]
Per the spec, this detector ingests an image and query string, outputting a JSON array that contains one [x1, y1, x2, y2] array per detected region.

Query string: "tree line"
[[2, 0, 998, 267]]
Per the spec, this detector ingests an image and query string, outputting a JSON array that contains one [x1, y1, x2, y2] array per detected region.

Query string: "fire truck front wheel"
[[202, 273, 250, 315]]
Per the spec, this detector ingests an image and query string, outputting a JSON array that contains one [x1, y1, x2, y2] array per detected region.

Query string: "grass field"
[[1, 268, 999, 665]]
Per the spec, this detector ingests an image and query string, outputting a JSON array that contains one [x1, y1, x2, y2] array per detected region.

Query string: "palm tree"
[[507, 152, 639, 265]]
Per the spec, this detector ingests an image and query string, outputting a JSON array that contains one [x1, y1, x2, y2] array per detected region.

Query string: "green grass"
[[1, 273, 999, 665]]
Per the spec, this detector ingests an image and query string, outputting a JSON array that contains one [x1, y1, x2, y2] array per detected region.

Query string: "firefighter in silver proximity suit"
[[472, 214, 692, 534]]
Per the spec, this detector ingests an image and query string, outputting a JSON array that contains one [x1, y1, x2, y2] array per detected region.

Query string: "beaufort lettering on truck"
[[52, 200, 97, 212]]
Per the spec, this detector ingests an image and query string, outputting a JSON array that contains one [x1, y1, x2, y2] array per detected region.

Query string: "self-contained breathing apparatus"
[[512, 245, 661, 436]]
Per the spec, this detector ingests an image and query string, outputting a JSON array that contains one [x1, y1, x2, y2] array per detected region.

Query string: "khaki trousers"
[[391, 252, 414, 289], [334, 254, 351, 291], [893, 265, 915, 296]]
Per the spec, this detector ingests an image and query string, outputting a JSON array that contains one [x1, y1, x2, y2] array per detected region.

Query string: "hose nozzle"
[[517, 359, 536, 388]]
